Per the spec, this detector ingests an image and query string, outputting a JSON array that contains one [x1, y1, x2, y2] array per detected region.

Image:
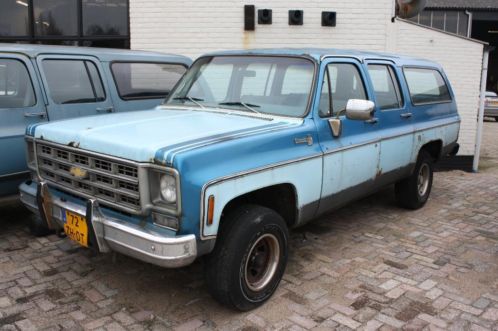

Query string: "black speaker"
[[289, 10, 303, 25], [322, 11, 337, 27], [258, 9, 272, 25], [244, 5, 255, 31]]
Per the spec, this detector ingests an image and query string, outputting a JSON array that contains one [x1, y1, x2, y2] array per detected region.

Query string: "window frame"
[[402, 66, 453, 107], [319, 61, 369, 118], [110, 61, 189, 101], [0, 57, 37, 109], [41, 58, 107, 105], [367, 63, 404, 112]]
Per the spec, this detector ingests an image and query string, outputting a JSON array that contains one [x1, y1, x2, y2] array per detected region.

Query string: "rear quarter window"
[[111, 62, 187, 100], [403, 67, 451, 105]]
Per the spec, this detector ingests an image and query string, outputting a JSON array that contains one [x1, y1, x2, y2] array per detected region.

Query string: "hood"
[[31, 108, 298, 163]]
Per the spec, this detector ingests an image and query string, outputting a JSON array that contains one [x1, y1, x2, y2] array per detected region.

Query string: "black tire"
[[395, 150, 434, 210], [205, 204, 289, 311], [29, 215, 53, 237]]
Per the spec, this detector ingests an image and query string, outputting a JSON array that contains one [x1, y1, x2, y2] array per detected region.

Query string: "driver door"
[[315, 58, 381, 215]]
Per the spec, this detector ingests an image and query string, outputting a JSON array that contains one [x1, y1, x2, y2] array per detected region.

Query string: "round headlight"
[[160, 175, 177, 203]]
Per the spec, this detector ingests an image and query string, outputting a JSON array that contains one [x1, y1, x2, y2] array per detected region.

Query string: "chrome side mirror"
[[345, 99, 375, 121]]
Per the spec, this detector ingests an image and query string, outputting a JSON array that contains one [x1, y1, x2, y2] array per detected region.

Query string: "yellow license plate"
[[63, 210, 88, 247]]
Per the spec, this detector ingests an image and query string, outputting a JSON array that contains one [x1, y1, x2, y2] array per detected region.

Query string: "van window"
[[404, 67, 451, 105], [42, 59, 106, 104], [0, 59, 36, 109], [368, 65, 403, 110], [320, 63, 367, 117], [112, 62, 187, 100]]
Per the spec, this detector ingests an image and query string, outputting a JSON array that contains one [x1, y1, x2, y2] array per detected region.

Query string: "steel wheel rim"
[[244, 233, 280, 292], [418, 163, 430, 196]]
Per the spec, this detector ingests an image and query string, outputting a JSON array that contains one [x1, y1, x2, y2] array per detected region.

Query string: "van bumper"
[[19, 180, 197, 268]]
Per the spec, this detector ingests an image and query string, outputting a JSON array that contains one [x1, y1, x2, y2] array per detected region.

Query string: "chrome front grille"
[[36, 142, 141, 211]]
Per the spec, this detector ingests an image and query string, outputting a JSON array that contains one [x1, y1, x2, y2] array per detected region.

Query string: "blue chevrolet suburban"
[[19, 49, 460, 310], [0, 44, 190, 199]]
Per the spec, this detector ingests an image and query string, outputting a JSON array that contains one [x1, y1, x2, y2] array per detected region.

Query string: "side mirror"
[[345, 99, 375, 121]]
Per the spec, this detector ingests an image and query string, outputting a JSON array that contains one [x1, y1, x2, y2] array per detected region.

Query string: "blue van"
[[0, 44, 190, 198], [20, 48, 460, 310]]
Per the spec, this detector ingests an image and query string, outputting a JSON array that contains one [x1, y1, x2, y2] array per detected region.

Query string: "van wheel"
[[205, 204, 288, 311], [395, 150, 433, 210], [28, 215, 53, 237]]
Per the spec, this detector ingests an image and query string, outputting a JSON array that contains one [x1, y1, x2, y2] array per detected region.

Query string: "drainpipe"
[[473, 47, 490, 172], [465, 10, 472, 37]]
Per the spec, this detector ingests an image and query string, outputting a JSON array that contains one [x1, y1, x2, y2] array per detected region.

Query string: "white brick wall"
[[130, 0, 483, 156]]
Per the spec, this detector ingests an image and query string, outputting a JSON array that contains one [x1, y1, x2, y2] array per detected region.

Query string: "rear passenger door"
[[37, 55, 114, 121], [366, 61, 414, 182]]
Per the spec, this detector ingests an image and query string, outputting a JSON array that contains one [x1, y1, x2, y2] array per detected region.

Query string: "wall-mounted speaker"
[[244, 5, 255, 31], [289, 10, 303, 25], [322, 11, 337, 27], [258, 9, 272, 25]]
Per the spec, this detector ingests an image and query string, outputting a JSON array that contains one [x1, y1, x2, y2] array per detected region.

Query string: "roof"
[[426, 0, 498, 11], [0, 43, 191, 65], [204, 48, 439, 67]]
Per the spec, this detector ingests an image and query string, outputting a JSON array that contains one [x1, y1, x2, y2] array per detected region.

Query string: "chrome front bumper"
[[19, 181, 197, 268]]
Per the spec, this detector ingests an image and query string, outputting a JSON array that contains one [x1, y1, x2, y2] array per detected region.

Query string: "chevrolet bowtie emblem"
[[69, 166, 88, 179]]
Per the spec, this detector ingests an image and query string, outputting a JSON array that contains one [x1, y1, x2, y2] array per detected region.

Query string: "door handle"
[[96, 107, 114, 113], [400, 113, 413, 119], [365, 117, 378, 124], [24, 112, 46, 118]]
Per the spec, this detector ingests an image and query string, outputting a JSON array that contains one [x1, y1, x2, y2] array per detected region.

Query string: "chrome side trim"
[[199, 118, 461, 240]]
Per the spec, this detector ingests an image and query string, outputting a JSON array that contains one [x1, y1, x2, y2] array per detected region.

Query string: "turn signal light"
[[207, 195, 215, 226]]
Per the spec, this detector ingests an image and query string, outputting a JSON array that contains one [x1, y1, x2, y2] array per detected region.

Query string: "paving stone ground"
[[1, 121, 498, 331]]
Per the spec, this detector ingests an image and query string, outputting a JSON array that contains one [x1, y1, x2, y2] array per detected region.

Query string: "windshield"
[[165, 56, 315, 117]]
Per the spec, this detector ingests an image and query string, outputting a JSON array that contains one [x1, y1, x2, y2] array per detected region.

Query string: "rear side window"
[[42, 60, 106, 104], [111, 62, 187, 100], [0, 59, 36, 108], [368, 64, 403, 110], [404, 67, 451, 105]]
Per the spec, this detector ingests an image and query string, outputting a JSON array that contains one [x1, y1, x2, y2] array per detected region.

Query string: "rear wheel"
[[205, 204, 288, 311], [395, 150, 434, 210]]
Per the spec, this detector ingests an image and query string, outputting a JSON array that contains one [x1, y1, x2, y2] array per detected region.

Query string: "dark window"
[[320, 63, 367, 117], [458, 12, 469, 37], [0, 59, 36, 108], [445, 11, 458, 34], [83, 0, 128, 37], [42, 59, 106, 104], [404, 67, 451, 105], [432, 11, 444, 30], [0, 0, 30, 37], [368, 65, 403, 110], [34, 0, 78, 36], [419, 10, 431, 26], [112, 62, 187, 100]]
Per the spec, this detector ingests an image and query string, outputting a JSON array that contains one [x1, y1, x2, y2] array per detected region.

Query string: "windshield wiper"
[[218, 101, 261, 114], [172, 96, 205, 108]]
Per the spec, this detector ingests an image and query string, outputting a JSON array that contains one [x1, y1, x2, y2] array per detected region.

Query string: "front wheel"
[[205, 204, 289, 311], [395, 150, 434, 210]]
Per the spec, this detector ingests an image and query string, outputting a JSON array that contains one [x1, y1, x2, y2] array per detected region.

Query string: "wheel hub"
[[418, 163, 430, 196], [244, 234, 280, 292]]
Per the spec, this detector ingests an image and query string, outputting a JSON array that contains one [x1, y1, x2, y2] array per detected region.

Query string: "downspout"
[[465, 10, 472, 37], [473, 47, 490, 172]]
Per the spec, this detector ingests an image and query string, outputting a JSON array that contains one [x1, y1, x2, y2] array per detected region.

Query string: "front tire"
[[395, 150, 434, 210], [205, 204, 289, 311]]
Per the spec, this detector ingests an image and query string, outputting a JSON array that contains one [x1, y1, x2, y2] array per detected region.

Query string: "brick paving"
[[1, 121, 497, 330]]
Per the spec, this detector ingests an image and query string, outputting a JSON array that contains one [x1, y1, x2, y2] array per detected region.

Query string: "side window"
[[320, 63, 367, 117], [0, 59, 36, 109], [368, 64, 403, 110], [42, 59, 106, 104], [404, 67, 451, 105], [318, 68, 331, 117], [111, 62, 187, 100]]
